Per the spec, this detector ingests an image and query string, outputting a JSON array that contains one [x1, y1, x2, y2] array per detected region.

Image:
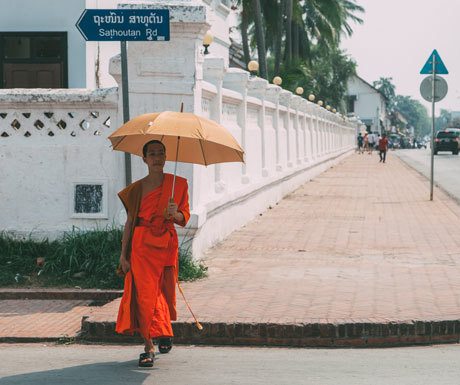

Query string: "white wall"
[[0, 0, 87, 88], [347, 76, 387, 132], [0, 89, 120, 238]]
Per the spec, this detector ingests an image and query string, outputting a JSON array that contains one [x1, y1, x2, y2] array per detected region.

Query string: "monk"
[[116, 140, 190, 367]]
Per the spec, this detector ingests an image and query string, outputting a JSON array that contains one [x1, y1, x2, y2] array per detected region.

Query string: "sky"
[[341, 0, 459, 115]]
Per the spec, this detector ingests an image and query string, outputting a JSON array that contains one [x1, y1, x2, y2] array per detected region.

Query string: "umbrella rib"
[[199, 139, 208, 166], [112, 135, 128, 150], [235, 149, 245, 163]]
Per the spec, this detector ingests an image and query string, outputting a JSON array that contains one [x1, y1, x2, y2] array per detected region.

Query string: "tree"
[[252, 0, 268, 78], [239, 0, 364, 73], [435, 109, 452, 131], [236, 0, 364, 106], [394, 95, 430, 137], [279, 45, 357, 109], [373, 77, 396, 111]]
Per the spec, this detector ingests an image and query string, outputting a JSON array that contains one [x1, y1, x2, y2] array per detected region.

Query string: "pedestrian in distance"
[[378, 133, 389, 163], [357, 132, 364, 154], [367, 133, 375, 154], [116, 140, 190, 367], [363, 132, 369, 153]]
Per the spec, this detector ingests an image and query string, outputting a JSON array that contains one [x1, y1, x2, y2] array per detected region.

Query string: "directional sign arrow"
[[420, 49, 448, 75], [76, 10, 89, 40]]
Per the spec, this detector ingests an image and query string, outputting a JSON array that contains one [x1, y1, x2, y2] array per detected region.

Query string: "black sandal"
[[138, 352, 154, 367], [158, 337, 173, 354]]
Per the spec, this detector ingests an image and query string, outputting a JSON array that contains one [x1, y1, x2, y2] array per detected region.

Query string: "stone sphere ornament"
[[247, 60, 259, 72], [272, 76, 282, 86]]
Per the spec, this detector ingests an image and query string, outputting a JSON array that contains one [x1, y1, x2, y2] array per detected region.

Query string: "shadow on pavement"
[[0, 360, 154, 385]]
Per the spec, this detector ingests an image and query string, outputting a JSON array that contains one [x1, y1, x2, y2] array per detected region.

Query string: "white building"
[[346, 75, 389, 134], [0, 0, 357, 257]]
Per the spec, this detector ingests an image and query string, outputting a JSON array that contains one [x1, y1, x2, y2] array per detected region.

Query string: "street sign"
[[420, 75, 448, 102], [76, 9, 170, 41], [419, 49, 449, 202], [420, 49, 448, 74]]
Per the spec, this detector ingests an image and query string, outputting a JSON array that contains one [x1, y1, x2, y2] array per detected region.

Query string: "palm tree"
[[252, 0, 268, 78], [236, 0, 364, 89]]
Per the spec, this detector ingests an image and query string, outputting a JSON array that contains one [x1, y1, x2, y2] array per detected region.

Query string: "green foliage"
[[277, 46, 357, 110], [435, 109, 460, 132], [0, 228, 207, 288], [373, 77, 396, 111], [372, 77, 430, 137], [238, 0, 364, 80], [394, 95, 430, 137], [177, 241, 208, 282]]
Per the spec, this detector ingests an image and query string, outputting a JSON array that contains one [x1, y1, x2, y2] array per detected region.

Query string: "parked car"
[[434, 128, 460, 155], [416, 138, 427, 149]]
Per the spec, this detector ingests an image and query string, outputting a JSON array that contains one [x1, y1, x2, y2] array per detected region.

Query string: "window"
[[347, 95, 357, 113], [436, 130, 460, 139], [71, 181, 108, 219], [0, 32, 67, 88]]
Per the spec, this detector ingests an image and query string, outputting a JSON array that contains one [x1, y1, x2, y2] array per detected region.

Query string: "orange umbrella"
[[109, 111, 245, 195], [109, 111, 244, 165]]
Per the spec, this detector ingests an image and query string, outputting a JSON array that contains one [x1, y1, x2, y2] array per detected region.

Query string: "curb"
[[0, 289, 123, 301], [80, 318, 460, 348]]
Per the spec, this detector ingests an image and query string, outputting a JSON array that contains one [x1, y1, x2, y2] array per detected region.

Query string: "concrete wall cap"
[[0, 88, 118, 106], [118, 3, 207, 23]]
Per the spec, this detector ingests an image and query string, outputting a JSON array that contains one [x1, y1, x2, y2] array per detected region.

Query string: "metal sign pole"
[[430, 53, 435, 201], [120, 41, 132, 186]]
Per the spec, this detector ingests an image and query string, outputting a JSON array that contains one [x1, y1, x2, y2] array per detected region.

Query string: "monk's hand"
[[119, 256, 130, 274], [166, 199, 178, 220]]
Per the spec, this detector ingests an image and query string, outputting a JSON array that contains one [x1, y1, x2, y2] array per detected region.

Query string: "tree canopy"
[[372, 78, 430, 137], [237, 0, 364, 110]]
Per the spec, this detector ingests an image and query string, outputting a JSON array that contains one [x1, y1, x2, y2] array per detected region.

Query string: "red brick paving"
[[0, 300, 94, 339], [2, 153, 460, 341]]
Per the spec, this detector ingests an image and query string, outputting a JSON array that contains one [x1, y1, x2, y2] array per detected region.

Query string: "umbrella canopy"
[[108, 111, 244, 165]]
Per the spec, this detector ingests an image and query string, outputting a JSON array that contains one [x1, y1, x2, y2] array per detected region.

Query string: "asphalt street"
[[395, 148, 460, 201], [0, 343, 459, 385]]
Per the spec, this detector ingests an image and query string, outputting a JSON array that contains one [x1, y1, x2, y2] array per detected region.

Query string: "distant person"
[[357, 133, 364, 154], [363, 133, 369, 153], [367, 133, 375, 154], [378, 133, 389, 163]]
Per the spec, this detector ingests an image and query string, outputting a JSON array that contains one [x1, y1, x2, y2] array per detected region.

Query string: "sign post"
[[420, 49, 448, 201], [76, 9, 170, 186]]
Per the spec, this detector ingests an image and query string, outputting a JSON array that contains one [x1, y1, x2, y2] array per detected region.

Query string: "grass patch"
[[0, 228, 207, 289]]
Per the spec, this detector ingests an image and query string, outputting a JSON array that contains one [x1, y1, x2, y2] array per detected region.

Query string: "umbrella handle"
[[171, 136, 180, 199]]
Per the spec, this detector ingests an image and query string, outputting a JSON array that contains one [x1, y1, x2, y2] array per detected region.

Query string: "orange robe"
[[115, 173, 190, 340]]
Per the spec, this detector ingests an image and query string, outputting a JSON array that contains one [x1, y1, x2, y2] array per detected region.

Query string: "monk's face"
[[143, 143, 166, 172]]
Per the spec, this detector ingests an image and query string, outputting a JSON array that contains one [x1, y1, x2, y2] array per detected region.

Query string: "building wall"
[[0, 88, 121, 239], [347, 76, 387, 133], [0, 0, 87, 88]]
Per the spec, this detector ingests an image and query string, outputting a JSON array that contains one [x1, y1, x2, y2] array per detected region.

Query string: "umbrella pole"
[[171, 136, 180, 199]]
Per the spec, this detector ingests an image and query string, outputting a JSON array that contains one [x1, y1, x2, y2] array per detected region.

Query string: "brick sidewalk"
[[2, 153, 460, 346]]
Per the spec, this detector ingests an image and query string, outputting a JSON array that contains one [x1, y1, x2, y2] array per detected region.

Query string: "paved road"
[[0, 343, 459, 385], [395, 148, 460, 200]]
